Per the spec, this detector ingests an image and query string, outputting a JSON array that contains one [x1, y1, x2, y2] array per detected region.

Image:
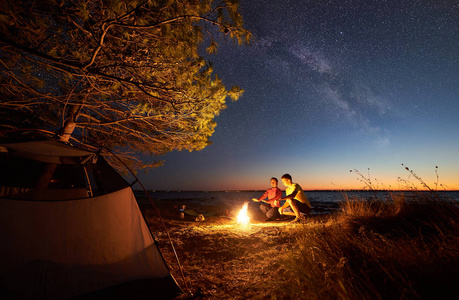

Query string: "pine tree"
[[0, 0, 251, 170]]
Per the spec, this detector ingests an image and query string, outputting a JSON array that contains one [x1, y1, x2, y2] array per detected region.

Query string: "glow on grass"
[[237, 202, 250, 225]]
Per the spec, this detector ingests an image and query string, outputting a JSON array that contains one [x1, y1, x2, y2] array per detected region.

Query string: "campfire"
[[237, 202, 250, 225]]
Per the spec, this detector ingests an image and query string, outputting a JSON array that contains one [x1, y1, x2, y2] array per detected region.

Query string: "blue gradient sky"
[[138, 0, 459, 191]]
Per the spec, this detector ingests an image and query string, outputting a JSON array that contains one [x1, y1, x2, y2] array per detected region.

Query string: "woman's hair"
[[281, 174, 292, 181]]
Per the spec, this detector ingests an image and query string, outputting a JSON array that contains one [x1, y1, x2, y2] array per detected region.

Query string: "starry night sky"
[[138, 0, 458, 191]]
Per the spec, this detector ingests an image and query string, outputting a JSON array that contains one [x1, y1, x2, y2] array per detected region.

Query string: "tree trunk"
[[34, 105, 81, 190], [59, 105, 81, 142]]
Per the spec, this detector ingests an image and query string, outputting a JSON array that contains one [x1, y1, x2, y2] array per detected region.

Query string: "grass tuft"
[[277, 194, 459, 299]]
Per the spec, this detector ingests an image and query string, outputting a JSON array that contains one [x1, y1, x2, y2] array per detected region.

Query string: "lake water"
[[137, 190, 459, 215]]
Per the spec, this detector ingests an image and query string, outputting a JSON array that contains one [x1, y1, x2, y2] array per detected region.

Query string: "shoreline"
[[136, 189, 459, 193]]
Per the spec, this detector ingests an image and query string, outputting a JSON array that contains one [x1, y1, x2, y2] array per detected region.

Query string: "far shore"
[[136, 189, 459, 193]]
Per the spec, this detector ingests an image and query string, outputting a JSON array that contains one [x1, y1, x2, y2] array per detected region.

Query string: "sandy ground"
[[140, 198, 328, 299]]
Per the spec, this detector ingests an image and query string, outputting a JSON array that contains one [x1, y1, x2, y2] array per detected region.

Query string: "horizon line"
[[136, 189, 458, 193]]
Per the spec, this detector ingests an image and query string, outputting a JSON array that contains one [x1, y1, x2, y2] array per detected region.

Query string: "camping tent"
[[0, 140, 182, 299]]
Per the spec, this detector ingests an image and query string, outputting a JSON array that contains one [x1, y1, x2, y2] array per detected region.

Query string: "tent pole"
[[83, 166, 93, 197]]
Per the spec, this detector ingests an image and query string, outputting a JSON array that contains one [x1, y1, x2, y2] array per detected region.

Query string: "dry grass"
[[142, 199, 317, 299], [142, 194, 459, 299], [278, 194, 459, 300]]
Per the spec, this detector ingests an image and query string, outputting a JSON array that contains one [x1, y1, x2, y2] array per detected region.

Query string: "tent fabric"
[[0, 140, 182, 299], [0, 140, 97, 164], [0, 147, 129, 198], [0, 188, 173, 299], [0, 187, 89, 200]]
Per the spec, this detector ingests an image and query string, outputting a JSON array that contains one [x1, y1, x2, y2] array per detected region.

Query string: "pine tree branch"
[[0, 36, 82, 70], [112, 10, 245, 32], [77, 114, 165, 127]]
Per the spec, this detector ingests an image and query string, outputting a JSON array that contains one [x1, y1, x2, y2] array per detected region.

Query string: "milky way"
[[139, 0, 458, 191]]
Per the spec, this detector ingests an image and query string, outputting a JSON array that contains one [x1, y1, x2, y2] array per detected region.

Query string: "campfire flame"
[[237, 202, 250, 225]]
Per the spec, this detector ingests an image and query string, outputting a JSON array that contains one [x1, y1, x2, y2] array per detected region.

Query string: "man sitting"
[[278, 174, 311, 222]]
